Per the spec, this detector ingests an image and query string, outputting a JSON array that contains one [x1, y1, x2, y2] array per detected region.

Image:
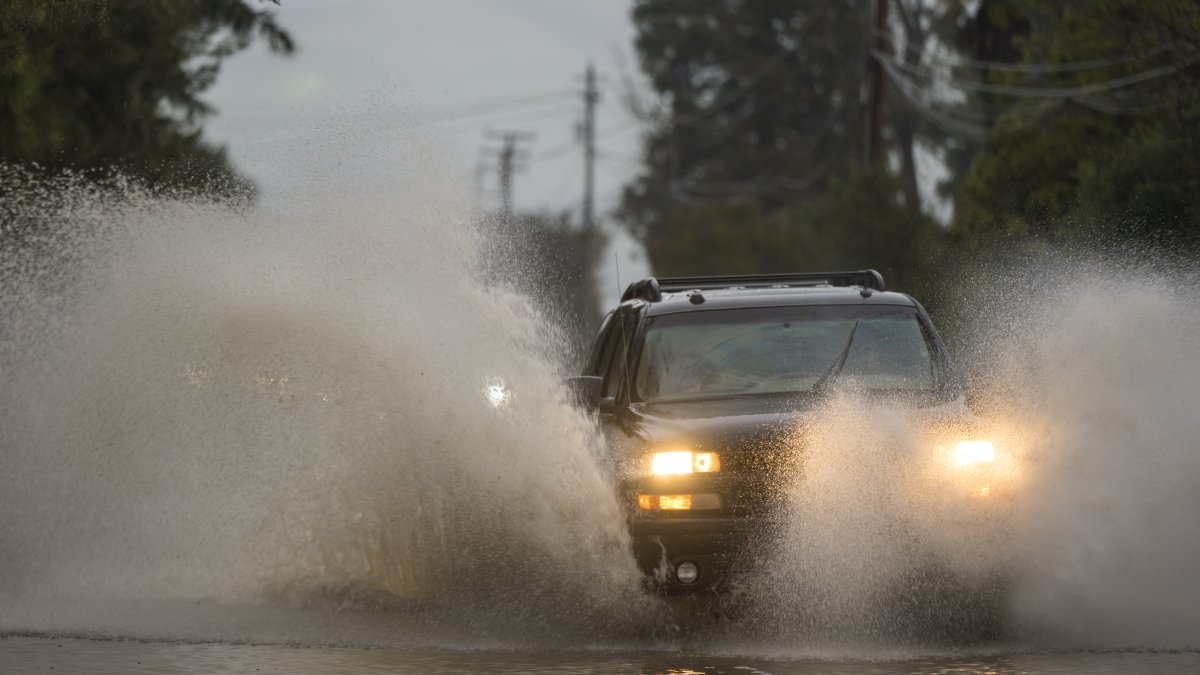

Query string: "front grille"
[[715, 441, 805, 517], [724, 477, 790, 516], [718, 450, 797, 476]]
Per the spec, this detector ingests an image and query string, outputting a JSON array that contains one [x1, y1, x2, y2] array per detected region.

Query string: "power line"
[[410, 99, 578, 132], [534, 116, 640, 162], [429, 89, 580, 119], [874, 49, 1195, 100], [596, 149, 642, 167], [231, 97, 576, 150], [876, 44, 1198, 139], [873, 29, 1182, 75]]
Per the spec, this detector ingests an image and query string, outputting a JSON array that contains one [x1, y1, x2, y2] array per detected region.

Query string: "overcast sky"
[[204, 1, 651, 300]]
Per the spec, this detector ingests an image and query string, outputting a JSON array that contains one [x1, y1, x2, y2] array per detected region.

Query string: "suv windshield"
[[634, 306, 935, 402]]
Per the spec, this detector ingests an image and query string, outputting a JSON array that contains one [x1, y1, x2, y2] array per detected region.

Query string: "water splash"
[[3, 166, 1199, 652], [974, 268, 1200, 648], [0, 167, 650, 646]]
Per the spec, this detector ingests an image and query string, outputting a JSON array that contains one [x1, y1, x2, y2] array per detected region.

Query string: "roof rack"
[[620, 269, 885, 303]]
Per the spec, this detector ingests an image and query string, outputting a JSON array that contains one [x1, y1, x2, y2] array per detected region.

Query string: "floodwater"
[[3, 637, 1200, 674], [2, 156, 1200, 672]]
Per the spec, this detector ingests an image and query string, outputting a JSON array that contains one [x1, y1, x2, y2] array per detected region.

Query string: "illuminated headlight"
[[482, 377, 511, 409], [650, 450, 721, 475], [954, 440, 995, 465]]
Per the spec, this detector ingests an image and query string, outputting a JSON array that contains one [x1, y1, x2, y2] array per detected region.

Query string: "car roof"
[[634, 285, 918, 317]]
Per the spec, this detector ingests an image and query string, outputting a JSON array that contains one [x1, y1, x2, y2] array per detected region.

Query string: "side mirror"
[[564, 376, 603, 410]]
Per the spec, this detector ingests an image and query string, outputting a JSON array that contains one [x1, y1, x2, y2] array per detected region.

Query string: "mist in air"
[[1, 152, 1198, 655]]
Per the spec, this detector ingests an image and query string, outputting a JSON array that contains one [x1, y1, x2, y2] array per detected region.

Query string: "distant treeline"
[[617, 0, 1200, 319], [4, 0, 1200, 347], [0, 0, 293, 203]]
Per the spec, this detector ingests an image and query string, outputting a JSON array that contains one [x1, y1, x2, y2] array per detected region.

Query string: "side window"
[[600, 313, 636, 399]]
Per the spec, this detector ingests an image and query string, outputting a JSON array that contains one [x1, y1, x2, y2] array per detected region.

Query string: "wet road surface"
[[3, 637, 1200, 674]]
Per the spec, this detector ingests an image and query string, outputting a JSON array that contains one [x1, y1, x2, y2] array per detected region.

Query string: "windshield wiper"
[[812, 320, 859, 392]]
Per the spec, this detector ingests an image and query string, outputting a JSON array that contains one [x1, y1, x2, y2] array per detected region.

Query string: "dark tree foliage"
[[920, 0, 1032, 205], [0, 0, 293, 199], [617, 0, 942, 295], [619, 1, 872, 238], [954, 0, 1200, 249]]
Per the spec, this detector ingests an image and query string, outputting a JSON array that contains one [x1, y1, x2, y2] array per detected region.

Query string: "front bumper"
[[629, 516, 772, 591], [623, 471, 783, 590]]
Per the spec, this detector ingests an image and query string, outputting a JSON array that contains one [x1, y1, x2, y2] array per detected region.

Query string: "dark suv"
[[568, 271, 1005, 591]]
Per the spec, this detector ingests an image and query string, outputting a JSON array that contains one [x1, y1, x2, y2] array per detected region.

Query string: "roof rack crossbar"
[[656, 270, 885, 294], [620, 270, 885, 303]]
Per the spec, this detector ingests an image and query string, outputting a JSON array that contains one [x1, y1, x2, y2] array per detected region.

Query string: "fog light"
[[636, 493, 722, 511], [675, 561, 699, 584], [659, 494, 692, 510]]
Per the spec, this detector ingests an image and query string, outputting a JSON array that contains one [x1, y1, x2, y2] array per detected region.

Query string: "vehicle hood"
[[622, 391, 969, 453]]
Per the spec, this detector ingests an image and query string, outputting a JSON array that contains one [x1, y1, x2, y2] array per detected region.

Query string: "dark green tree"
[[1, 0, 294, 199], [953, 0, 1200, 248], [618, 1, 872, 243], [617, 0, 944, 296]]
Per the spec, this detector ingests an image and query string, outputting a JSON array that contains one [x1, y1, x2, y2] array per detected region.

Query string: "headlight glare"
[[954, 440, 995, 465], [649, 450, 721, 475]]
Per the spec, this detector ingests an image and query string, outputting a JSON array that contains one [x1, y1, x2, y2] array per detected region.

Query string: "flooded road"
[[2, 174, 1200, 671], [3, 637, 1200, 675]]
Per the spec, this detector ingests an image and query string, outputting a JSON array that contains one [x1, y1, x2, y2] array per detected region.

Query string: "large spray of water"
[[0, 168, 651, 646], [728, 262, 1200, 652], [976, 269, 1200, 648], [1, 164, 1197, 653]]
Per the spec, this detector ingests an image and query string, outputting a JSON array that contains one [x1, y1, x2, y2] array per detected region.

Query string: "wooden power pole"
[[865, 0, 890, 169], [486, 130, 535, 218], [582, 62, 599, 236]]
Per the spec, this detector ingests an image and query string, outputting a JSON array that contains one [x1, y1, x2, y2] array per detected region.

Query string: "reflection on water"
[[3, 638, 1200, 675]]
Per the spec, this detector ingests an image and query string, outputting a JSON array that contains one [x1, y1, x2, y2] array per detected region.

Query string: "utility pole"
[[578, 62, 601, 312], [485, 130, 535, 218], [582, 62, 599, 237], [472, 152, 489, 212], [865, 0, 890, 169]]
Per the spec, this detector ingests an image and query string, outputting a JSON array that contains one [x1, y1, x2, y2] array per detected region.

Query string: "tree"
[[0, 0, 294, 199], [953, 0, 1200, 248], [618, 1, 872, 246], [617, 0, 944, 296]]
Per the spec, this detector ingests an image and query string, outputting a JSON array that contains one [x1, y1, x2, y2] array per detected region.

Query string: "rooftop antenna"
[[614, 251, 621, 305]]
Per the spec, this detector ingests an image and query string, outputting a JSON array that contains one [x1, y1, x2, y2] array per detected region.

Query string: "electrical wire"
[[533, 116, 642, 162], [880, 57, 1066, 139], [429, 89, 581, 119], [873, 29, 1181, 75], [230, 97, 579, 149], [412, 99, 578, 131], [875, 49, 1195, 99]]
